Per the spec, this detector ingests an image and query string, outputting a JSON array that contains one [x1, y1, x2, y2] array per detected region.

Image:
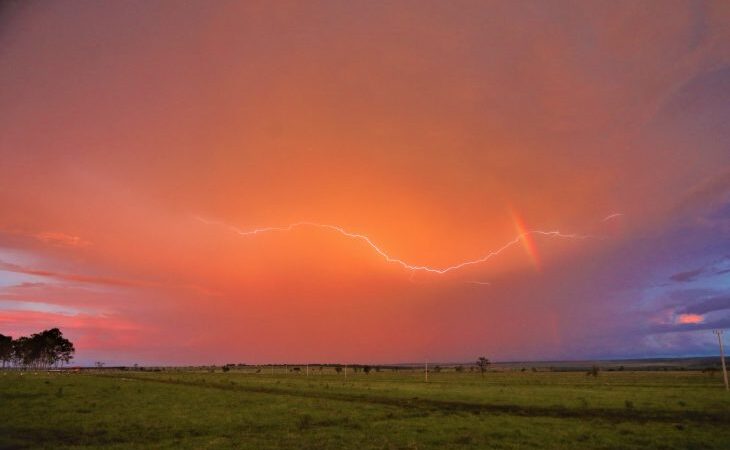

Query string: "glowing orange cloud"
[[0, 228, 90, 248], [676, 314, 704, 324], [34, 231, 90, 248]]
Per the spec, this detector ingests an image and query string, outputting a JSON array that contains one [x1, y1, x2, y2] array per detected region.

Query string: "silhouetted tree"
[[12, 336, 29, 367], [38, 328, 75, 368], [3, 328, 74, 369], [476, 357, 490, 377], [363, 365, 371, 374], [0, 334, 12, 368]]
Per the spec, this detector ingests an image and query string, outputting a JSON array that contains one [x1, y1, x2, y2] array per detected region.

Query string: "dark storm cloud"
[[681, 295, 730, 315], [670, 269, 705, 282]]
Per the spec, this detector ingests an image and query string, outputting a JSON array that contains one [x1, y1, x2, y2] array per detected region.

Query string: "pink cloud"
[[0, 260, 154, 288], [33, 231, 90, 248], [676, 313, 705, 324]]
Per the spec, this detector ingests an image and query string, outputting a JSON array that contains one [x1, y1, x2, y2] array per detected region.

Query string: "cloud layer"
[[1, 0, 729, 364]]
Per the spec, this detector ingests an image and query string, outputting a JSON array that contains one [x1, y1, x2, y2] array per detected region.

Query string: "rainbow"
[[511, 210, 542, 271]]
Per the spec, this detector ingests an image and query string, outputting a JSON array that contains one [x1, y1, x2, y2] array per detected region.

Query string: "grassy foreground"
[[1, 369, 729, 449]]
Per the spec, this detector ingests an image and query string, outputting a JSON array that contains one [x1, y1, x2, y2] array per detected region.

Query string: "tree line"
[[0, 328, 75, 369]]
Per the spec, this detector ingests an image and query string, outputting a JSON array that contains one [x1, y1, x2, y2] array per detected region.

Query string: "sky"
[[1, 0, 730, 366]]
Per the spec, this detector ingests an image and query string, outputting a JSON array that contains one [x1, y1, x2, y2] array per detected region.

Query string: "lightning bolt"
[[195, 216, 590, 275], [602, 213, 624, 222]]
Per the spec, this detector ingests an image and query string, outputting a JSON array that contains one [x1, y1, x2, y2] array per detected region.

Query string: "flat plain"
[[1, 368, 729, 449]]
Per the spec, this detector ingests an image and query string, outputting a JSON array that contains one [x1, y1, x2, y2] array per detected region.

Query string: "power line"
[[713, 329, 729, 391]]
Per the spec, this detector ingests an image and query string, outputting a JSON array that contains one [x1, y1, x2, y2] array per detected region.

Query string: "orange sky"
[[1, 1, 730, 365]]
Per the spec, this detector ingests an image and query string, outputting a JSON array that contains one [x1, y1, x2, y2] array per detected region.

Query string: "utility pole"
[[425, 362, 428, 382], [344, 364, 347, 379], [306, 364, 309, 376], [713, 330, 729, 391]]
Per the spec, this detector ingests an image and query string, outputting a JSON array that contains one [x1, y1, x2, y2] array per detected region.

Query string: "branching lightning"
[[195, 216, 591, 275]]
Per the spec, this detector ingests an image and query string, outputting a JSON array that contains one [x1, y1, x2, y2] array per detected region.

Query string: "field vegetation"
[[1, 365, 729, 449]]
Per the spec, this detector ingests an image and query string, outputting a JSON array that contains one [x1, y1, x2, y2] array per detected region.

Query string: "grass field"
[[1, 368, 729, 449]]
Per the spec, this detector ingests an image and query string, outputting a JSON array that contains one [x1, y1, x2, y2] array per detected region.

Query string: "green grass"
[[1, 369, 729, 449]]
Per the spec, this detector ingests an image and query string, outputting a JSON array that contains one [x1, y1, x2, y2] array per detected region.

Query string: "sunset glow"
[[1, 1, 730, 366], [677, 314, 705, 325]]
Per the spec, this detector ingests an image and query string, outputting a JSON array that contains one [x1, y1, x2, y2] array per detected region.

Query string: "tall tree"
[[3, 328, 75, 369], [0, 334, 12, 368]]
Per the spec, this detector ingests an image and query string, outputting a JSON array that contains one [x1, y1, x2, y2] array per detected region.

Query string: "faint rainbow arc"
[[511, 210, 542, 271]]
